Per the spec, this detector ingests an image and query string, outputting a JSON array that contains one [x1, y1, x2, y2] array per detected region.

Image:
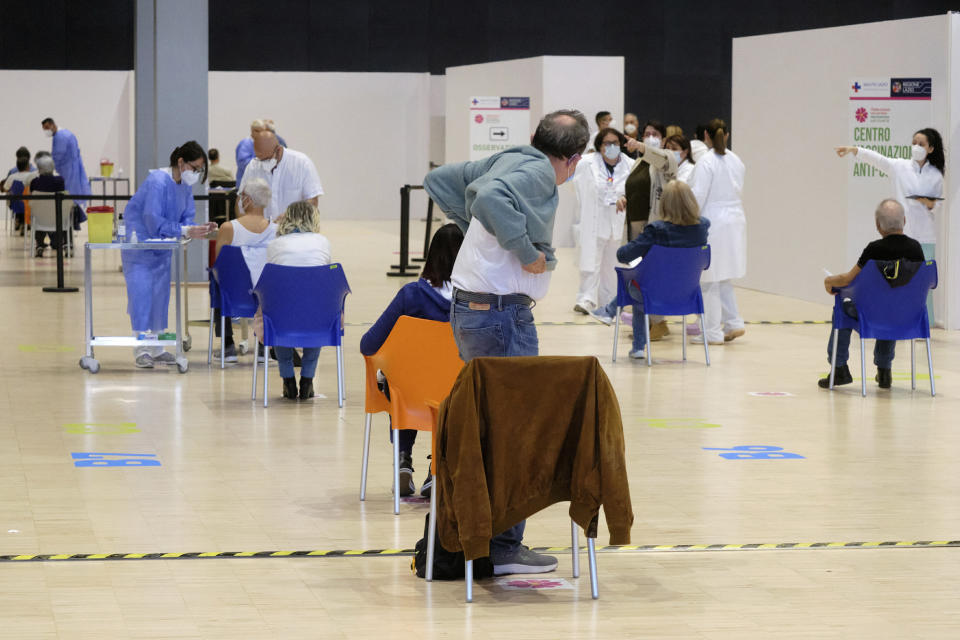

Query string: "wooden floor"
[[2, 219, 959, 639]]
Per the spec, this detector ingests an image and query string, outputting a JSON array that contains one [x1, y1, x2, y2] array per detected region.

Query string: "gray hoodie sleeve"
[[423, 163, 471, 233], [467, 177, 542, 266]]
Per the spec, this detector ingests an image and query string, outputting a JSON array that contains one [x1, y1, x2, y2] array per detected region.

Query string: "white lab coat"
[[689, 149, 747, 283], [855, 147, 943, 244], [573, 151, 634, 271], [676, 159, 695, 184], [690, 140, 709, 163]]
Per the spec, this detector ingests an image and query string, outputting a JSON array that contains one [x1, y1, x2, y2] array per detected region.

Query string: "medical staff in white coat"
[[664, 134, 696, 183], [835, 128, 944, 256], [689, 118, 747, 345], [572, 128, 635, 313], [122, 142, 217, 368]]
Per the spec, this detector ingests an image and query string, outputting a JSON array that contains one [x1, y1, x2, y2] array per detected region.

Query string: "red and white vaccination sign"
[[469, 96, 531, 161]]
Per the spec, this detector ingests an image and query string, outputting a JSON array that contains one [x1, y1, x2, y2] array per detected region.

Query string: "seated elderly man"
[[819, 199, 925, 390], [30, 154, 67, 257]]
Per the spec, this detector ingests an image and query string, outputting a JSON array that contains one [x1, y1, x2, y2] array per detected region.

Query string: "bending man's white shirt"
[[451, 219, 551, 300]]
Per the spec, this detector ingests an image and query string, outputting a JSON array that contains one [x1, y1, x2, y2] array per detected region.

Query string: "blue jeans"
[[274, 346, 321, 378], [828, 328, 895, 368], [603, 283, 646, 352], [450, 296, 538, 559]]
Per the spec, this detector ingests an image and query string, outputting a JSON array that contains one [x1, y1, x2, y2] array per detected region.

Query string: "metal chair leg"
[[465, 559, 474, 602], [571, 521, 580, 578], [828, 329, 839, 389], [393, 431, 400, 515], [612, 306, 620, 362], [700, 314, 710, 366], [587, 537, 599, 599], [263, 346, 269, 407], [207, 308, 214, 365], [860, 338, 867, 397], [360, 413, 372, 501], [336, 345, 345, 408], [644, 313, 652, 367], [926, 338, 935, 396], [426, 469, 437, 581], [251, 342, 258, 400], [220, 315, 226, 369], [911, 340, 916, 390], [681, 315, 687, 361]]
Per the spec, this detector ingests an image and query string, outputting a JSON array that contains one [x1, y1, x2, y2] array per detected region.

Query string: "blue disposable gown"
[[121, 169, 195, 331], [51, 128, 89, 207]]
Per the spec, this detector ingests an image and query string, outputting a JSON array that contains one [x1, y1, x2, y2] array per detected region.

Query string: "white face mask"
[[644, 136, 661, 149], [254, 157, 277, 173], [624, 123, 637, 135], [602, 144, 620, 161], [911, 144, 928, 163], [673, 151, 684, 164], [606, 119, 617, 129], [44, 129, 54, 138], [180, 169, 200, 186]]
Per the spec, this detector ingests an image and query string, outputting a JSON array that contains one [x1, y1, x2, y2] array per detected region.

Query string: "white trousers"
[[702, 280, 744, 342], [576, 235, 619, 308]]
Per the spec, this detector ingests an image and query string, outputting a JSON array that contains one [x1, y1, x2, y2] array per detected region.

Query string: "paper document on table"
[[627, 255, 643, 268]]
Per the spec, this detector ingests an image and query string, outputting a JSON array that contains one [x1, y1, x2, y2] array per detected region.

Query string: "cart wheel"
[[79, 356, 100, 374], [237, 340, 249, 355], [176, 357, 189, 374], [182, 336, 192, 352]]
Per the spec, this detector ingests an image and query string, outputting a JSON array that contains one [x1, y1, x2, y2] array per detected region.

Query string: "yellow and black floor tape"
[[2, 540, 956, 563]]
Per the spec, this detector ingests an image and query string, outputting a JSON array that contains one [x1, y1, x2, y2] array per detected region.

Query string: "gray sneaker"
[[135, 353, 154, 369], [153, 351, 177, 364], [588, 309, 614, 326], [492, 545, 558, 576]]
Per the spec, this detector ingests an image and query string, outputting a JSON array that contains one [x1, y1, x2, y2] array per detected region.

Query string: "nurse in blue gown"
[[121, 141, 216, 368]]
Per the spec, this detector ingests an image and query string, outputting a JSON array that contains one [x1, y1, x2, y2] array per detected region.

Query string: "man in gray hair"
[[423, 109, 589, 576], [29, 154, 67, 257], [819, 198, 925, 390]]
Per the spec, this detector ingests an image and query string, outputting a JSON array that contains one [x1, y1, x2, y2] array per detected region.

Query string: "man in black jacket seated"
[[819, 199, 925, 390]]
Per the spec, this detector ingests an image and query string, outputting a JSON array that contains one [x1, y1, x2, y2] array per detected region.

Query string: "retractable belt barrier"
[[0, 191, 237, 293], [388, 184, 435, 277]]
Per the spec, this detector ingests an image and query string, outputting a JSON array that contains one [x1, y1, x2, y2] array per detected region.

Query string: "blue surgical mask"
[[673, 151, 684, 164], [603, 144, 620, 161]]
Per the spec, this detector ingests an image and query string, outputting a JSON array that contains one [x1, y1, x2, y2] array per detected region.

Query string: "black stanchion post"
[[42, 192, 78, 293], [419, 198, 435, 263], [388, 185, 417, 277]]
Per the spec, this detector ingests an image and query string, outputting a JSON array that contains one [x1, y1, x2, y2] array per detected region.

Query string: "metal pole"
[[42, 192, 78, 293], [388, 186, 411, 276], [413, 197, 434, 264]]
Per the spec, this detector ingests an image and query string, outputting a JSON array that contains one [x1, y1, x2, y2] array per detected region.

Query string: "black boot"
[[282, 377, 298, 399], [875, 367, 892, 389], [299, 377, 314, 400], [818, 364, 853, 388]]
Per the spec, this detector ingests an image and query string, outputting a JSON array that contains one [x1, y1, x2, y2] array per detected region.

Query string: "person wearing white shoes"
[[572, 128, 634, 315], [689, 118, 747, 346]]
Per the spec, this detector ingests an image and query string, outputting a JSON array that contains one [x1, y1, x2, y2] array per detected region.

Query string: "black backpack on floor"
[[412, 513, 494, 580]]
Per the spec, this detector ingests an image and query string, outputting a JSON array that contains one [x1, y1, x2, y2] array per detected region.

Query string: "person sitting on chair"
[[359, 223, 464, 498], [264, 200, 332, 400], [29, 155, 67, 257], [819, 199, 925, 390], [589, 180, 710, 360]]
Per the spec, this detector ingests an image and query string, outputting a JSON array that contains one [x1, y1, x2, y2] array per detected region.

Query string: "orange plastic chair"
[[358, 316, 464, 514]]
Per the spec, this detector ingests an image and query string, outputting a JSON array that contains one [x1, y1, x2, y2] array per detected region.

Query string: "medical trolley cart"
[[79, 239, 190, 374]]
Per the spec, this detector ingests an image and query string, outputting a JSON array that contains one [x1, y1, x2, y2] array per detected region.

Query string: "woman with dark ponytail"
[[688, 118, 748, 345], [121, 140, 217, 368]]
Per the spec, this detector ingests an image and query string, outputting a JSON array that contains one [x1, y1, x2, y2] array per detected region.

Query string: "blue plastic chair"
[[208, 246, 259, 369], [252, 263, 351, 407], [612, 245, 711, 366], [828, 259, 937, 397]]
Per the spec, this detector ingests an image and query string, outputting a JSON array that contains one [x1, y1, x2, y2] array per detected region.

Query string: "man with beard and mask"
[[237, 130, 322, 221]]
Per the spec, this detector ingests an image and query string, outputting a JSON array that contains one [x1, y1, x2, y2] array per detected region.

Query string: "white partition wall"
[[444, 56, 624, 247], [0, 71, 135, 186], [209, 72, 431, 221], [733, 15, 956, 326]]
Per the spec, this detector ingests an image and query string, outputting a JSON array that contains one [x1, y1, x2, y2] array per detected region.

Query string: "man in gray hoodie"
[[423, 109, 590, 576]]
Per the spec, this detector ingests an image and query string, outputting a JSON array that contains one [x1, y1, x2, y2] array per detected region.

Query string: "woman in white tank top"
[[212, 178, 277, 361]]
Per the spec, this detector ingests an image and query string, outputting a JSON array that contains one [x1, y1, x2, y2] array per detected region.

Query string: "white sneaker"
[[153, 351, 176, 364], [588, 309, 614, 326], [573, 301, 595, 315], [691, 336, 724, 346], [629, 349, 646, 359], [135, 353, 154, 368]]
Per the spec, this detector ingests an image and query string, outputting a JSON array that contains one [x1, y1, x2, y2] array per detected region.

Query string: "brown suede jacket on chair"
[[435, 355, 634, 561]]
